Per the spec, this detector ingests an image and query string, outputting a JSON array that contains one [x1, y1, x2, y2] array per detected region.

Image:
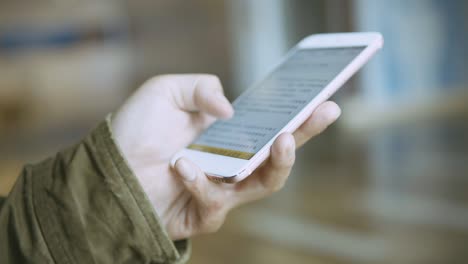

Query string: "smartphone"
[[171, 32, 383, 183]]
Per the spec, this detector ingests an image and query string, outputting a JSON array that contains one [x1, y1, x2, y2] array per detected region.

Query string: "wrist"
[[109, 114, 148, 189]]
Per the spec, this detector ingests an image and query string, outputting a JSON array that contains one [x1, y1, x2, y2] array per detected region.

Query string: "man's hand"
[[111, 74, 341, 240]]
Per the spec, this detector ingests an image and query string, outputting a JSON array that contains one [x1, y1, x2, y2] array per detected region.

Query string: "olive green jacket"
[[0, 119, 190, 264]]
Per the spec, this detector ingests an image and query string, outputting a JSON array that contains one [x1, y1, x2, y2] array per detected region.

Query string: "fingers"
[[174, 157, 229, 233], [234, 102, 340, 203], [293, 101, 341, 148], [161, 74, 234, 119], [233, 133, 296, 205], [259, 133, 296, 192], [174, 157, 210, 204], [195, 76, 234, 119], [174, 157, 232, 209]]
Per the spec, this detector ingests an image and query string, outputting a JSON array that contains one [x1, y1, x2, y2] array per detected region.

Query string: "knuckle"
[[202, 74, 221, 83], [144, 75, 174, 92], [200, 74, 223, 92], [304, 120, 319, 135], [148, 74, 169, 84]]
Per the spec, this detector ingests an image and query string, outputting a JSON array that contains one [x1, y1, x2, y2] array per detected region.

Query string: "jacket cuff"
[[95, 116, 190, 263]]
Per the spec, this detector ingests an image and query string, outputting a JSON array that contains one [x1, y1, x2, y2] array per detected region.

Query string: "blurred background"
[[1, 0, 467, 263]]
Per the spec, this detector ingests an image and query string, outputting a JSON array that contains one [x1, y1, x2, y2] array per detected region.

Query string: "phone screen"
[[188, 46, 365, 160]]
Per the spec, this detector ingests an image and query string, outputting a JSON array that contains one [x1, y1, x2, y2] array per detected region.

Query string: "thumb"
[[174, 157, 211, 206]]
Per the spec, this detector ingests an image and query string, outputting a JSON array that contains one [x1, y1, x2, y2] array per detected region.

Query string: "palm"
[[112, 76, 230, 238], [143, 104, 220, 239]]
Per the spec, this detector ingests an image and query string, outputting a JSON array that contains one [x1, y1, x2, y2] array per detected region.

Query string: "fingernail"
[[328, 105, 341, 121], [177, 159, 197, 182]]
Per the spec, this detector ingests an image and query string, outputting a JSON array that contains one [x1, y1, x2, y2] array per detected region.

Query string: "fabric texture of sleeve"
[[0, 196, 5, 211], [0, 117, 190, 264]]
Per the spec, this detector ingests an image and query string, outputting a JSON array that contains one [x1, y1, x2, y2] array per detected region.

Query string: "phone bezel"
[[171, 32, 383, 183]]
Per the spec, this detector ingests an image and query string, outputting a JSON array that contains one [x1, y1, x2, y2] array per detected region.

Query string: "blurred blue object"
[[0, 26, 126, 53], [434, 0, 468, 88], [355, 0, 468, 103]]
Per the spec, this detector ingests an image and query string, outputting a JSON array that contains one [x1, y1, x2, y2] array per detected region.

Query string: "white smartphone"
[[171, 32, 383, 183]]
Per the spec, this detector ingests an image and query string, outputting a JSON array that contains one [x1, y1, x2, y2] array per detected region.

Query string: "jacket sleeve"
[[0, 117, 190, 264]]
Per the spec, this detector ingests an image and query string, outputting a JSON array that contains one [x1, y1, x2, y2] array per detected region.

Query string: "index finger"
[[161, 74, 234, 119]]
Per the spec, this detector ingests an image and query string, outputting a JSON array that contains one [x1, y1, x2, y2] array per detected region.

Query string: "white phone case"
[[171, 32, 384, 183]]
